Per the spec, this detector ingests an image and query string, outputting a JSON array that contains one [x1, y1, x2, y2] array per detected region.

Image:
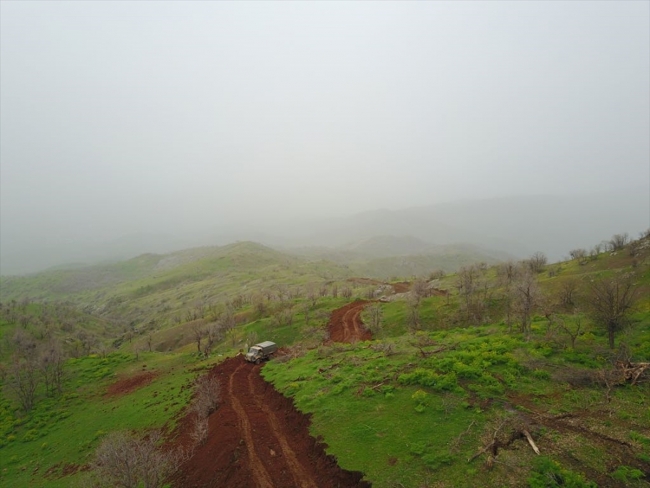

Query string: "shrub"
[[611, 466, 643, 483], [422, 452, 454, 470], [190, 375, 220, 419], [528, 456, 596, 488], [532, 369, 551, 380], [89, 430, 186, 488]]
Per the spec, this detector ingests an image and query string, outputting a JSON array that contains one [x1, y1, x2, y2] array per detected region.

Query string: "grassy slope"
[[0, 352, 200, 488], [0, 242, 354, 354], [262, 243, 650, 487], [1, 238, 649, 487]]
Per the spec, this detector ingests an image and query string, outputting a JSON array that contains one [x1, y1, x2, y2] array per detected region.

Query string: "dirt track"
[[170, 301, 374, 487], [327, 300, 372, 343]]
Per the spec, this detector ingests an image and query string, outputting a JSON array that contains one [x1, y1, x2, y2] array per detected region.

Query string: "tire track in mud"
[[229, 362, 274, 488], [328, 301, 372, 343], [170, 357, 370, 488], [247, 365, 318, 488]]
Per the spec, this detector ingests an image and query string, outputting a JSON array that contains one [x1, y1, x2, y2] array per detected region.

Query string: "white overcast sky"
[[1, 1, 649, 244]]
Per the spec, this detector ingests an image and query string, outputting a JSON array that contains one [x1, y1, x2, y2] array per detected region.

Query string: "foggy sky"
[[1, 1, 649, 270]]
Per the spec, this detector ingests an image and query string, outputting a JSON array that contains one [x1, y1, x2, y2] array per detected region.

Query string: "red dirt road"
[[171, 357, 370, 488], [327, 301, 372, 343]]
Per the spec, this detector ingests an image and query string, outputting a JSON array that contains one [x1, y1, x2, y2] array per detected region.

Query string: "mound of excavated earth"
[[170, 356, 370, 487]]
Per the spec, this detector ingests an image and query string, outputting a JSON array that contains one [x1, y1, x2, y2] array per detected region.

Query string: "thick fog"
[[1, 1, 649, 274]]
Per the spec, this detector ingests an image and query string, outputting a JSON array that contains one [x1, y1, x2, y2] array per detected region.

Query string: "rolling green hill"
[[1, 234, 649, 487]]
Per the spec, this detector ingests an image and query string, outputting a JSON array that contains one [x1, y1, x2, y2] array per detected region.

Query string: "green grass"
[[2, 236, 650, 487], [263, 311, 650, 487], [0, 351, 200, 488], [263, 341, 487, 487]]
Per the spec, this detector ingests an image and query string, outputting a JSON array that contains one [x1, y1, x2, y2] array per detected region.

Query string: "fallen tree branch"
[[523, 429, 540, 455], [616, 361, 649, 385]]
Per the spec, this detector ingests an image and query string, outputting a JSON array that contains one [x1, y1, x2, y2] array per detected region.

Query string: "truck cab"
[[245, 341, 277, 364]]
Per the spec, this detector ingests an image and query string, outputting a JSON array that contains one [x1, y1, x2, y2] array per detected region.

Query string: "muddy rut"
[[171, 356, 370, 487], [327, 300, 372, 343]]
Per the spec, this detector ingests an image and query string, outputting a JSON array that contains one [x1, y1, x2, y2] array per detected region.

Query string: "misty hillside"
[[3, 190, 646, 276], [287, 236, 511, 280], [273, 189, 648, 261], [1, 229, 649, 488], [0, 239, 509, 325], [223, 189, 648, 262]]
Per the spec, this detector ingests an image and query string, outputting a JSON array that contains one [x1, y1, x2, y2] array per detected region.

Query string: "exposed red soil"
[[430, 288, 449, 297], [327, 300, 372, 343], [170, 357, 370, 487], [105, 371, 157, 397], [391, 282, 411, 293]]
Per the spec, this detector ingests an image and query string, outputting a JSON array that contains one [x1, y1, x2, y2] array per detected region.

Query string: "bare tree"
[[300, 303, 311, 325], [11, 328, 37, 358], [569, 249, 588, 265], [628, 239, 643, 257], [608, 233, 629, 251], [557, 315, 584, 349], [319, 284, 328, 297], [38, 340, 66, 396], [91, 430, 185, 488], [497, 261, 521, 332], [251, 293, 267, 318], [219, 306, 236, 331], [331, 284, 338, 298], [406, 296, 421, 331], [365, 303, 383, 334], [190, 322, 204, 354], [5, 355, 40, 411], [306, 285, 319, 308], [202, 322, 224, 357], [456, 265, 490, 325], [412, 278, 430, 301], [525, 252, 547, 274], [588, 277, 639, 349], [589, 244, 602, 261], [190, 375, 221, 419], [512, 270, 541, 341], [146, 334, 154, 353], [558, 279, 579, 310], [429, 269, 446, 280], [190, 417, 208, 447]]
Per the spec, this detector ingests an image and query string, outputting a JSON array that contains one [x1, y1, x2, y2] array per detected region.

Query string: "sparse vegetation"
[[1, 234, 649, 487]]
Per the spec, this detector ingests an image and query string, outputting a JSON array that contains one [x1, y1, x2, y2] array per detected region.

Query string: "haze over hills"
[[1, 188, 647, 276]]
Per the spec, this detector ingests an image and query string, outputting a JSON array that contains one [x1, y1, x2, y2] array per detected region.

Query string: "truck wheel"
[[255, 359, 261, 365]]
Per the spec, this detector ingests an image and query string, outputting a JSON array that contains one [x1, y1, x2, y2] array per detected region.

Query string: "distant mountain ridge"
[[256, 188, 649, 262], [284, 235, 512, 279], [1, 188, 647, 274]]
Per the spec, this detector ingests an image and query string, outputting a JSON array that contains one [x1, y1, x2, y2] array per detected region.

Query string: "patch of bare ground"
[[105, 371, 157, 397], [327, 301, 372, 343], [169, 357, 370, 487]]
